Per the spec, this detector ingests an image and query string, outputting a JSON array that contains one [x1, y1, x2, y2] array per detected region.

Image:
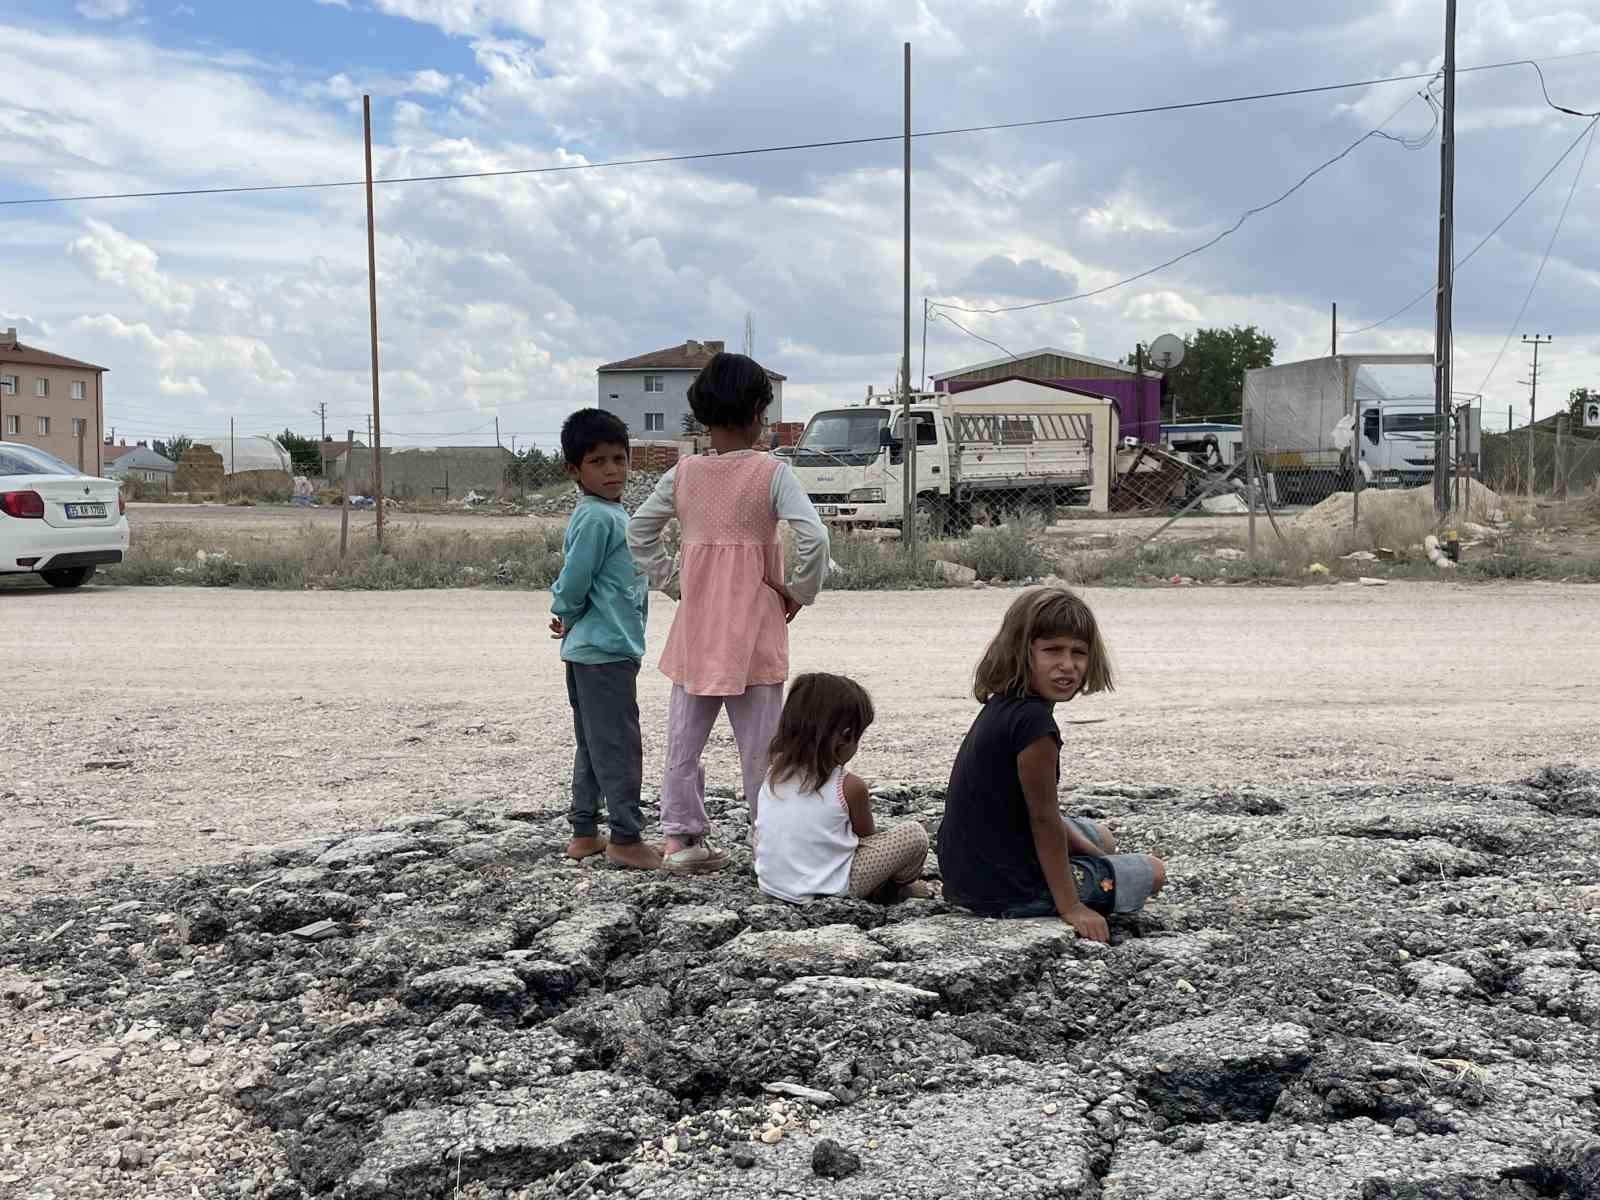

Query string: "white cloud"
[[6, 3, 1600, 446], [76, 0, 139, 19], [68, 220, 196, 319]]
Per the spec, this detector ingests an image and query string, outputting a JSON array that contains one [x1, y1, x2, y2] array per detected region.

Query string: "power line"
[[4, 53, 1597, 208], [1470, 119, 1597, 398], [931, 311, 1016, 362], [930, 80, 1440, 316], [1340, 114, 1600, 338]]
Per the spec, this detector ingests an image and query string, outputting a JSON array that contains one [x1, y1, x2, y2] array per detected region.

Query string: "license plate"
[[816, 505, 838, 517], [65, 503, 107, 519]]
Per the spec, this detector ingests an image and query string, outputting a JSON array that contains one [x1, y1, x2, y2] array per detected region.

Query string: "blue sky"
[[2, 0, 1597, 448]]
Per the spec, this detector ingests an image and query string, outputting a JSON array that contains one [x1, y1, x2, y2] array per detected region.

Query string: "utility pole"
[[1331, 302, 1338, 356], [901, 40, 916, 557], [1521, 334, 1550, 495], [317, 401, 327, 441], [363, 94, 386, 547], [1431, 0, 1456, 515], [494, 416, 501, 449]]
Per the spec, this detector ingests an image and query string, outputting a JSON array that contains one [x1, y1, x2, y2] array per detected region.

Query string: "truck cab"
[[1354, 402, 1436, 487], [787, 402, 940, 526]]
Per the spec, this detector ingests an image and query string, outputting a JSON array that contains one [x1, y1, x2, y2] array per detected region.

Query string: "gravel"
[[2, 584, 1598, 1198]]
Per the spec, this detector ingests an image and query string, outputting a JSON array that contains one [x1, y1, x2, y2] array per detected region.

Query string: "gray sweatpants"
[[565, 660, 645, 845]]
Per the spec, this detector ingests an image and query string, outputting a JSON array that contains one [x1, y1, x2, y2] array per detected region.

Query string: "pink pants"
[[660, 682, 784, 840]]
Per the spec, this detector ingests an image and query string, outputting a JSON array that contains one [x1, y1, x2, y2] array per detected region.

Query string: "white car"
[[0, 442, 129, 589]]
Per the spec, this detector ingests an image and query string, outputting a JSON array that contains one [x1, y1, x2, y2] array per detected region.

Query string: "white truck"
[[1243, 354, 1439, 501], [787, 380, 1119, 536]]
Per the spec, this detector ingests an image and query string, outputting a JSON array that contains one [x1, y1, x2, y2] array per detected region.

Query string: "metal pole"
[[1432, 0, 1456, 515], [1331, 301, 1338, 356], [1243, 407, 1257, 556], [1555, 413, 1569, 500], [1352, 398, 1362, 533], [229, 417, 235, 496], [901, 41, 915, 556], [340, 428, 353, 558], [1521, 334, 1550, 496], [363, 94, 386, 547]]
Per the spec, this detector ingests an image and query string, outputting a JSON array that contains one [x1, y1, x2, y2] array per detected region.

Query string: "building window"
[[644, 412, 665, 433], [37, 416, 50, 436], [643, 375, 664, 394], [71, 380, 86, 400], [72, 418, 87, 437], [4, 415, 17, 436], [0, 375, 15, 396], [35, 378, 48, 398]]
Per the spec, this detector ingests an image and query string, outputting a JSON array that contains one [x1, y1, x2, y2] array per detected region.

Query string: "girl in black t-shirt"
[[936, 588, 1166, 943]]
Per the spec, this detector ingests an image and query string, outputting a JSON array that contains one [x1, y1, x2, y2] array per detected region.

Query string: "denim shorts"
[[997, 817, 1159, 919]]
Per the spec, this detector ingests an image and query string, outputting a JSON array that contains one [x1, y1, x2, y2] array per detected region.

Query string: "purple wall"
[[938, 377, 1164, 445]]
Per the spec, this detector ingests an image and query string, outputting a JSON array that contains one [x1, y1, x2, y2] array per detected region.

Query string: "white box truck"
[[1243, 354, 1439, 501], [787, 379, 1119, 535]]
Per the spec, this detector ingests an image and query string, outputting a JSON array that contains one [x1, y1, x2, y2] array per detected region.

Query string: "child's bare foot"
[[606, 841, 664, 871], [896, 881, 933, 901], [565, 835, 608, 860]]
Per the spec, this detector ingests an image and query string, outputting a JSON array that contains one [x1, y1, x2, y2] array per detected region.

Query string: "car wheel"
[[41, 565, 96, 589]]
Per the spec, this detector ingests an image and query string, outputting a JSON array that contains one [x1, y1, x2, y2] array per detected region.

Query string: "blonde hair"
[[972, 587, 1114, 702]]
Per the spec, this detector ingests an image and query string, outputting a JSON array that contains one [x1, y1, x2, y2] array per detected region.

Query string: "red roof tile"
[[0, 340, 107, 372], [597, 339, 786, 381]]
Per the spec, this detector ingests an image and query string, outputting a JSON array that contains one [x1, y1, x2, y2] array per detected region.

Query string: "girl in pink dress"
[[628, 352, 830, 874]]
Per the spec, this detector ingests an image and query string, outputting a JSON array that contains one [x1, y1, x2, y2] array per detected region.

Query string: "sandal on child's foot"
[[662, 841, 732, 875], [565, 835, 608, 861], [606, 841, 664, 871], [896, 881, 934, 901]]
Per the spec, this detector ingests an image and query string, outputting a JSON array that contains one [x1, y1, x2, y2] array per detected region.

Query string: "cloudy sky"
[[2, 0, 1597, 451]]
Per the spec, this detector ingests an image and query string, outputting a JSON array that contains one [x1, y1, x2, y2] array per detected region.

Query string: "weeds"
[[106, 522, 566, 591]]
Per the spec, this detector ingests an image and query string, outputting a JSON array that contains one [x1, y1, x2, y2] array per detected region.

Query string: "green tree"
[[277, 429, 322, 476], [1571, 387, 1596, 422], [153, 434, 192, 462], [680, 412, 706, 436], [1128, 325, 1277, 422]]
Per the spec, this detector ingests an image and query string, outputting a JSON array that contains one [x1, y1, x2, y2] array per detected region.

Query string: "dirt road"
[[1, 582, 1594, 902]]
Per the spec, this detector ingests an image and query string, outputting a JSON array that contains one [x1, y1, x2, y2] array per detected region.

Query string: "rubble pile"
[[521, 474, 662, 519], [3, 768, 1599, 1198]]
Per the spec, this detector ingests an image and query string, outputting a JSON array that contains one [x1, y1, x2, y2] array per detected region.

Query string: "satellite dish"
[[1148, 333, 1186, 370]]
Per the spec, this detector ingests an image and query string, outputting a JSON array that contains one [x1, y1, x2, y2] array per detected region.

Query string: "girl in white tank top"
[[754, 674, 931, 905]]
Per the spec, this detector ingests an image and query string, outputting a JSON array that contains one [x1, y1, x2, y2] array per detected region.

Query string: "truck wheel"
[[912, 495, 945, 539], [1021, 494, 1057, 529]]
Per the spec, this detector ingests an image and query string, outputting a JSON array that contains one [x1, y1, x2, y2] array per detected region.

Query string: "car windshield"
[[0, 444, 79, 476], [798, 411, 887, 454]]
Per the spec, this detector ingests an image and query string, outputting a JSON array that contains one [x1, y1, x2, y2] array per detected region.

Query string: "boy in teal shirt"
[[549, 410, 659, 870]]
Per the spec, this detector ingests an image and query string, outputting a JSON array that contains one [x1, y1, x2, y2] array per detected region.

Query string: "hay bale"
[[174, 445, 225, 497]]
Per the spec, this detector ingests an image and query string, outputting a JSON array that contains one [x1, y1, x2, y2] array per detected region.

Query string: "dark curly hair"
[[560, 408, 630, 466], [687, 352, 773, 430]]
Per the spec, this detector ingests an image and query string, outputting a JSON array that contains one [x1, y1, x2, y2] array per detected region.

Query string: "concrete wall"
[[0, 360, 104, 474], [598, 370, 784, 437], [345, 447, 516, 499]]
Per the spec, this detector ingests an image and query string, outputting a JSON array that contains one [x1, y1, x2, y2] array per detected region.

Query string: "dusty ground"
[[3, 583, 1599, 1199], [1, 581, 1594, 905]]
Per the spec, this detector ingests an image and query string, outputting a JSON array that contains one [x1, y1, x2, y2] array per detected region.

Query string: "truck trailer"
[[1243, 354, 1439, 502]]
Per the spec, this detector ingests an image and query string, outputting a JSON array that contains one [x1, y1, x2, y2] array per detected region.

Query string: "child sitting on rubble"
[[753, 672, 932, 904], [936, 588, 1166, 942]]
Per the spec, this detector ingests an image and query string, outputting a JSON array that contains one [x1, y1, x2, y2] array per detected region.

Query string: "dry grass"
[[106, 522, 566, 590]]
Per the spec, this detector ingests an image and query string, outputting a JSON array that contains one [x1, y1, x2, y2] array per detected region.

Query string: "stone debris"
[[812, 1136, 863, 1179], [2, 765, 1598, 1199]]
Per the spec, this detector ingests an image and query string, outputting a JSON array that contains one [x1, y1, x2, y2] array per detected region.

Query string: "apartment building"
[[0, 327, 107, 475]]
